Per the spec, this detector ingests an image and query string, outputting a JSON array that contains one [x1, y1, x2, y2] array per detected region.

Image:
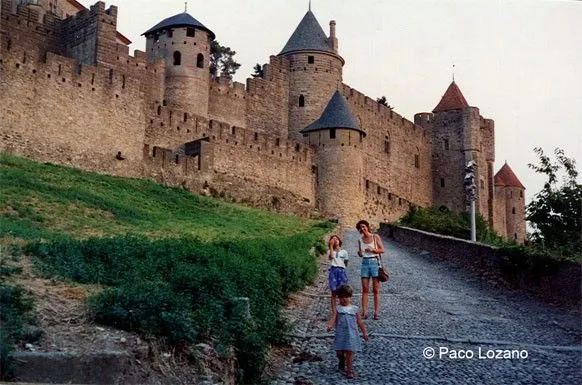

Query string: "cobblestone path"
[[268, 230, 582, 385]]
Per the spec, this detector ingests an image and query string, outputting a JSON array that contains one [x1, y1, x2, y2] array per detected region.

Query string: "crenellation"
[[0, 2, 525, 237]]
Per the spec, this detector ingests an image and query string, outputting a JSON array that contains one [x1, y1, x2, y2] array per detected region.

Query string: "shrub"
[[26, 230, 326, 384]]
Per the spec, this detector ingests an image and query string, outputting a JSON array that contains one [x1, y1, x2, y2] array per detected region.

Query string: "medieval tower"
[[144, 12, 215, 116], [279, 8, 344, 143], [0, 1, 527, 242]]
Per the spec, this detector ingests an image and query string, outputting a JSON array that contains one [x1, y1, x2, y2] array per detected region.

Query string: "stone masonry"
[[0, 0, 526, 240]]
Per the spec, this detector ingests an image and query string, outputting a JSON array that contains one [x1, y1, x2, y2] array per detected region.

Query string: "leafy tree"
[[376, 96, 393, 110], [209, 40, 241, 78], [251, 63, 264, 78], [526, 147, 581, 256]]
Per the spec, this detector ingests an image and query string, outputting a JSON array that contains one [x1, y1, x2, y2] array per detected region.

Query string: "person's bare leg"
[[373, 278, 380, 318], [331, 291, 337, 315], [361, 277, 369, 318], [345, 351, 354, 377]]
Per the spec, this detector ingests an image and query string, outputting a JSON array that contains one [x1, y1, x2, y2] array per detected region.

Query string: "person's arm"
[[357, 239, 363, 257], [356, 313, 369, 341], [327, 312, 337, 332], [374, 234, 385, 254]]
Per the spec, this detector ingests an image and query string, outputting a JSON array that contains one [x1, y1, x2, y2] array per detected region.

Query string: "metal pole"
[[470, 199, 476, 241]]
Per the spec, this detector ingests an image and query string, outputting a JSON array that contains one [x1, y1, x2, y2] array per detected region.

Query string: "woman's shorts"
[[360, 258, 379, 278], [329, 266, 348, 292]]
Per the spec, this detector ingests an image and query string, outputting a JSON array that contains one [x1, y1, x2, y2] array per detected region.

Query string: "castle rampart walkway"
[[268, 230, 582, 385]]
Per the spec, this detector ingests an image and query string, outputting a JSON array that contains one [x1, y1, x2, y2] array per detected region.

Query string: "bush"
[[25, 231, 326, 384], [399, 206, 506, 245]]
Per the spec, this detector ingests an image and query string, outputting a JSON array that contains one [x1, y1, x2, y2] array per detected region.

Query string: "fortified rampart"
[[0, 1, 526, 238]]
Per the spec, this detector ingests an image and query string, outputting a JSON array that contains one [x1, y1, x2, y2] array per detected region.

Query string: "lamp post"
[[464, 160, 477, 241]]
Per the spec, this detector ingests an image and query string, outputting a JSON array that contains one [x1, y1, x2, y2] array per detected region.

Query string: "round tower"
[[497, 163, 526, 243], [278, 10, 344, 142], [303, 91, 366, 226], [143, 12, 215, 117]]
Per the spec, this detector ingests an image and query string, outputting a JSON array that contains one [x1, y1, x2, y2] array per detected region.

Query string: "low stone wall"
[[379, 224, 581, 310]]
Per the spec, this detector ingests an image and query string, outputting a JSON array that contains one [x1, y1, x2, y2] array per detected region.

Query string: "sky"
[[77, 0, 581, 204]]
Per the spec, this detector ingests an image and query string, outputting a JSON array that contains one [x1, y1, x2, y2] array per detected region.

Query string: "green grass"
[[0, 153, 333, 384], [0, 153, 322, 242]]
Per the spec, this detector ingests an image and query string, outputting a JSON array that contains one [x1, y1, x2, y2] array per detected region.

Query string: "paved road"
[[269, 230, 582, 385]]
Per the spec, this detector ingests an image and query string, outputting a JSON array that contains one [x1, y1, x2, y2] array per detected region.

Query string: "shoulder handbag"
[[374, 235, 390, 283]]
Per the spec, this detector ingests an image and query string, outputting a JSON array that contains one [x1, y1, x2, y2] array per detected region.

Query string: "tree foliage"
[[526, 147, 581, 257], [209, 40, 241, 78], [376, 96, 393, 110], [251, 63, 264, 78]]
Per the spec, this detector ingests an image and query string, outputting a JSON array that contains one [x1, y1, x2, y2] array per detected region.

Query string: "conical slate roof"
[[301, 91, 366, 136], [433, 81, 469, 113], [142, 12, 215, 40], [494, 163, 525, 189], [279, 10, 335, 55]]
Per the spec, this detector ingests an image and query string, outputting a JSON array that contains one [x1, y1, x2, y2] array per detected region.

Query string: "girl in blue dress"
[[326, 284, 369, 379]]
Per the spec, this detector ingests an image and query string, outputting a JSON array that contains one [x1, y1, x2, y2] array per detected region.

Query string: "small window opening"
[[186, 28, 195, 37], [299, 94, 305, 107], [520, 191, 523, 198], [109, 69, 113, 84], [377, 186, 381, 195], [330, 129, 336, 139], [365, 180, 369, 189], [254, 132, 258, 141], [184, 113, 188, 122], [157, 105, 161, 115], [167, 29, 173, 38], [384, 141, 390, 154], [444, 138, 449, 150], [512, 207, 516, 214], [122, 75, 126, 89], [197, 53, 204, 68], [308, 55, 314, 64], [173, 51, 181, 66], [440, 178, 445, 187], [414, 154, 420, 168], [275, 138, 280, 146]]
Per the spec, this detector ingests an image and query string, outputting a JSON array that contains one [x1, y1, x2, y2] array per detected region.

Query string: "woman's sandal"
[[373, 313, 380, 320], [362, 313, 368, 320]]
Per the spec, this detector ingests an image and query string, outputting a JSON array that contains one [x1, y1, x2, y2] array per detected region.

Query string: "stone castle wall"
[[244, 56, 290, 138], [0, 32, 162, 176], [341, 84, 433, 211], [0, 1, 525, 237], [145, 105, 316, 203]]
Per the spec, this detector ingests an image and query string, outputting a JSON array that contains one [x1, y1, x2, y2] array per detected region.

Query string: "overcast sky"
[[78, 0, 581, 203]]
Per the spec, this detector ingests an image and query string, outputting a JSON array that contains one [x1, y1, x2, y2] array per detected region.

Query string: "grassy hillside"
[[0, 153, 332, 383], [0, 154, 321, 242]]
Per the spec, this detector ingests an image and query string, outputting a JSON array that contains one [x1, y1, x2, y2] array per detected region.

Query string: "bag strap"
[[373, 235, 383, 267]]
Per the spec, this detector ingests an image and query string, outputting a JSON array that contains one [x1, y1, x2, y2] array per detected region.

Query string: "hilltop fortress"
[[0, 0, 526, 242]]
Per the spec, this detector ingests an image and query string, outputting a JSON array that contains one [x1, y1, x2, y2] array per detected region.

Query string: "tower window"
[[384, 141, 390, 155], [514, 233, 518, 240], [440, 178, 445, 187], [512, 207, 516, 214], [167, 29, 173, 38], [299, 94, 305, 107], [197, 53, 204, 68], [173, 51, 181, 66], [308, 55, 314, 64], [520, 191, 523, 198], [414, 154, 420, 168], [186, 28, 195, 37], [330, 129, 336, 139], [444, 138, 449, 150], [365, 180, 369, 189], [254, 132, 258, 141], [377, 186, 381, 195]]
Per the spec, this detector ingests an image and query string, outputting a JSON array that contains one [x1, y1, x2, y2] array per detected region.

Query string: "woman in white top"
[[327, 235, 349, 315], [356, 220, 385, 320]]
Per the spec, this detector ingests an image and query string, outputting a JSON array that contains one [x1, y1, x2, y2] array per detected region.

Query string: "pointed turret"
[[280, 8, 345, 142], [494, 162, 525, 189], [279, 10, 337, 56], [433, 81, 470, 113], [301, 91, 365, 136]]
